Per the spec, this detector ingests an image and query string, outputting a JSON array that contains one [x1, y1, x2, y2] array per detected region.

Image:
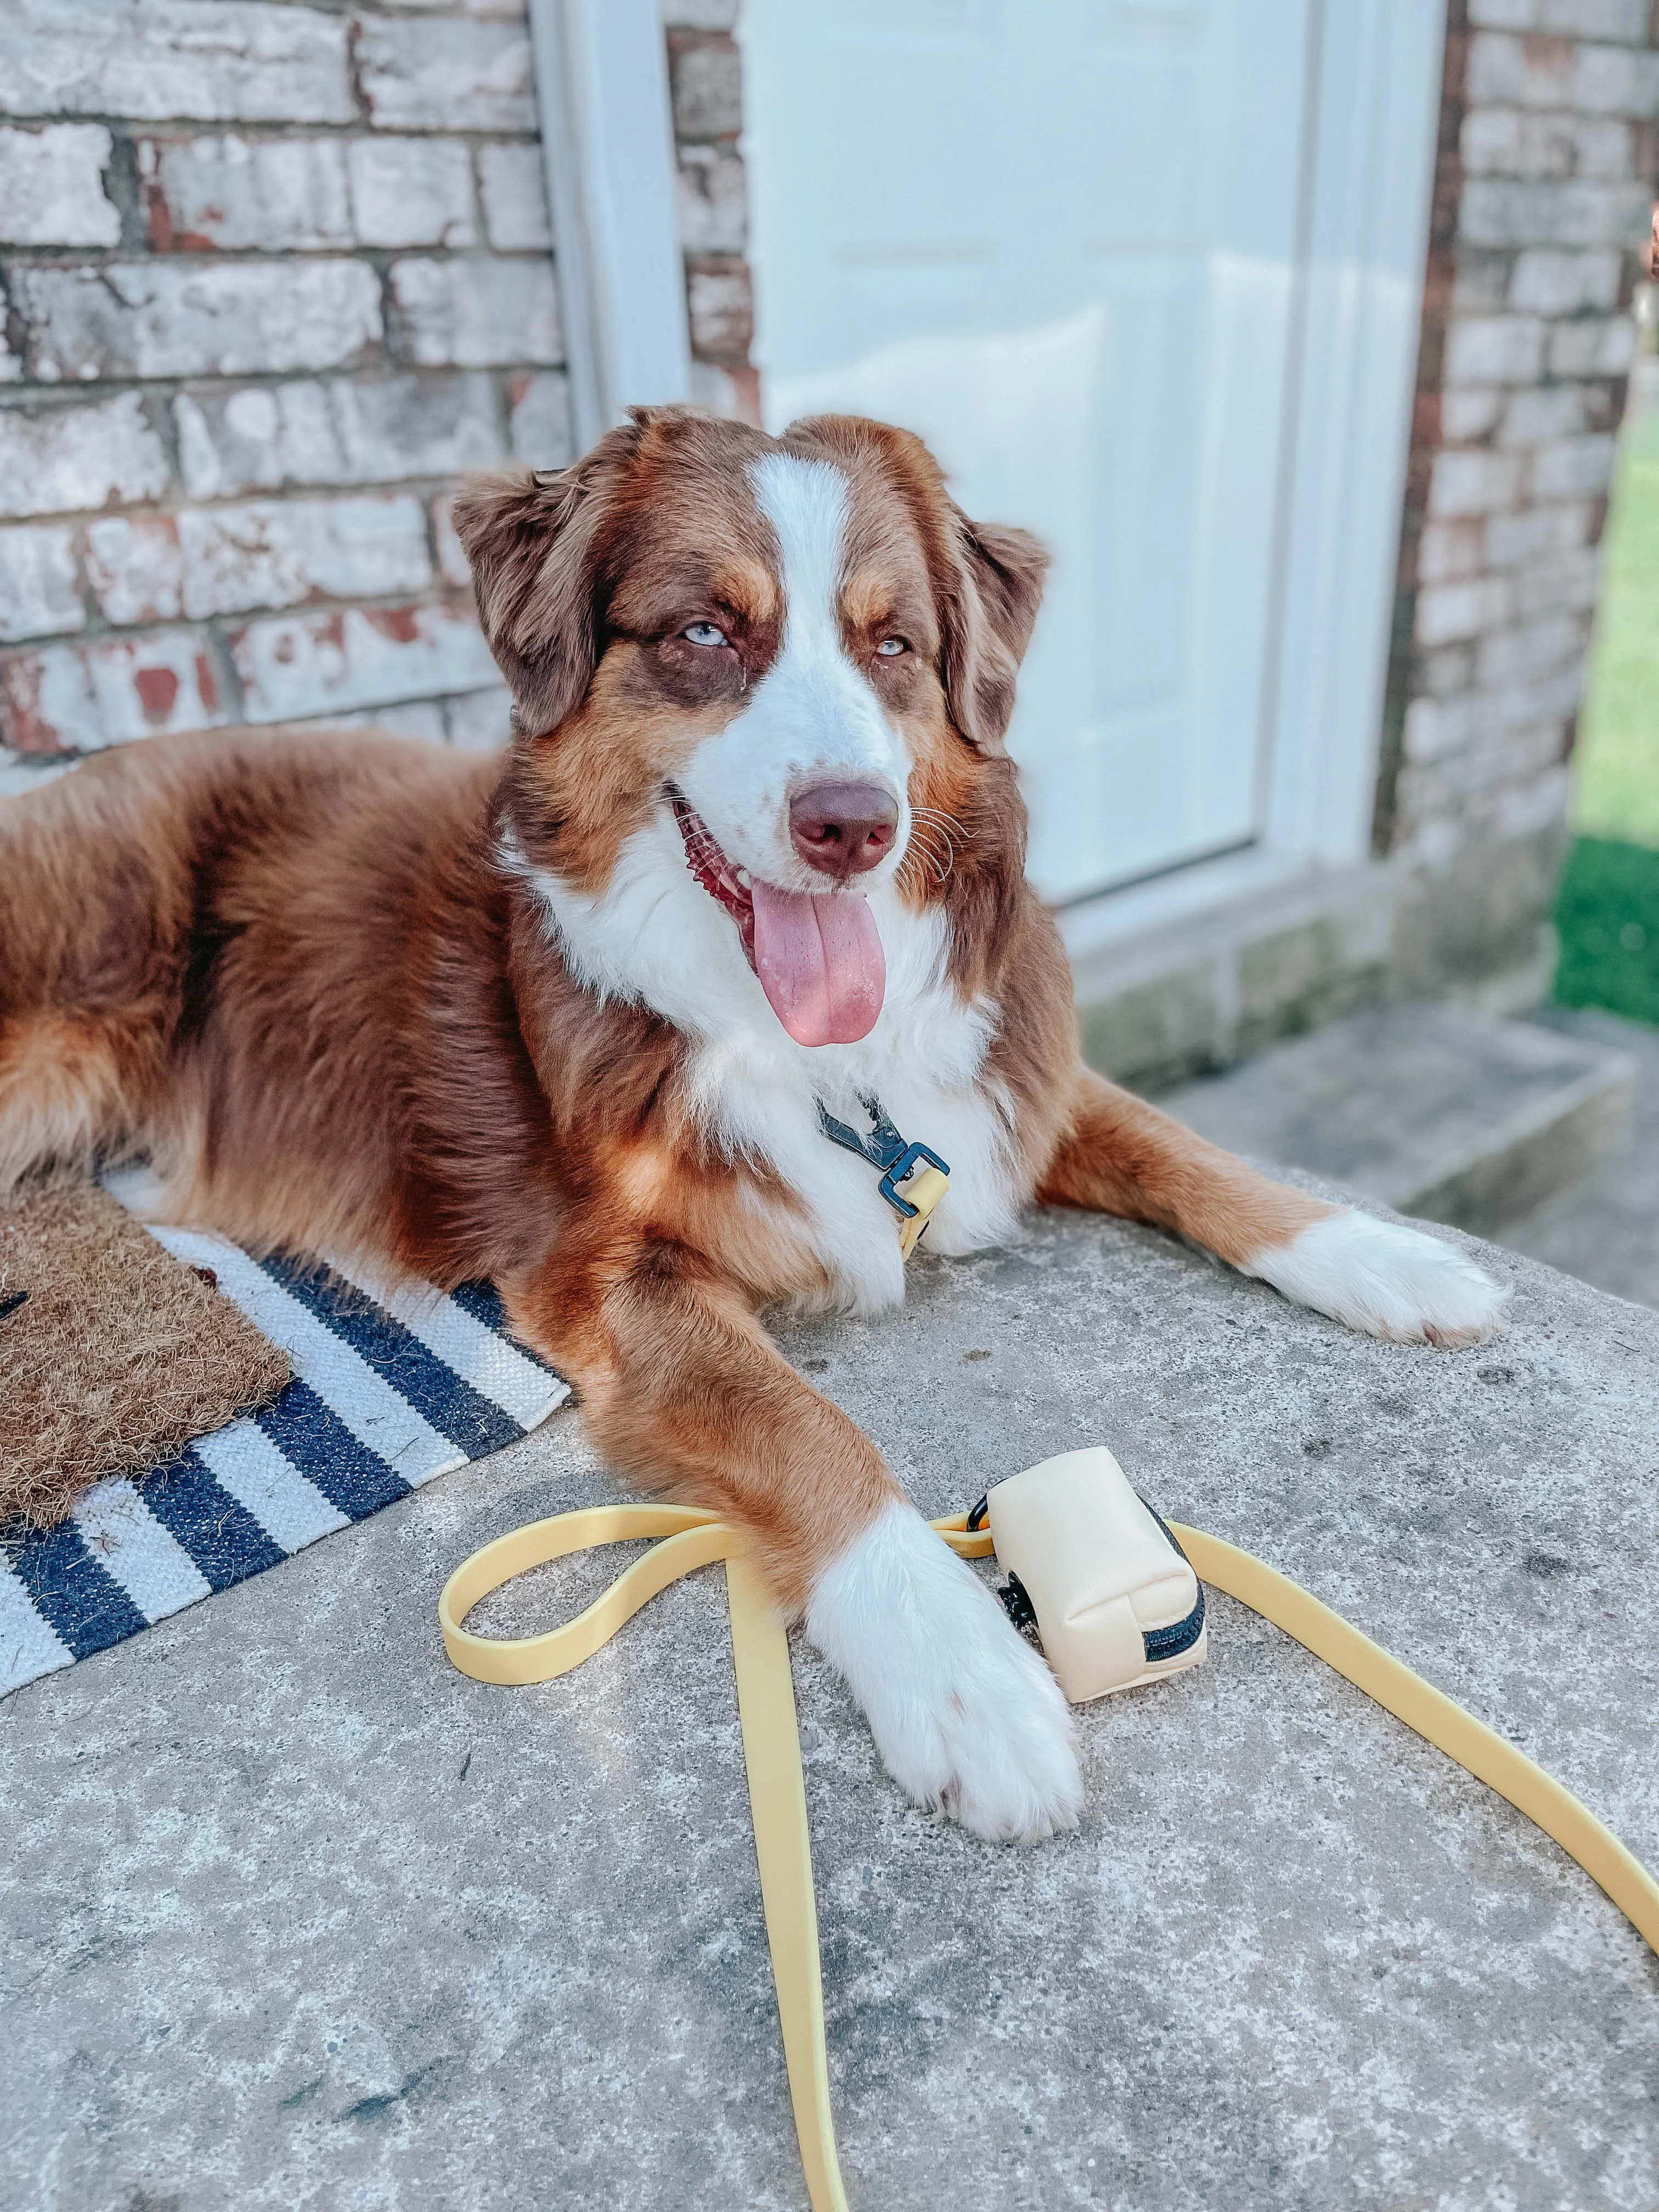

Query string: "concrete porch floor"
[[3, 1202, 1657, 2210]]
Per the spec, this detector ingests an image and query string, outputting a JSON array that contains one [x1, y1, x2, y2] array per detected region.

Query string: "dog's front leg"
[[1039, 1066, 1508, 1346], [510, 1238, 1081, 1843]]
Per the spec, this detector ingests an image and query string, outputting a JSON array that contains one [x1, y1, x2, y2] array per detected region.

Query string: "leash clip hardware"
[[878, 1138, 950, 1222], [815, 1094, 952, 1258]]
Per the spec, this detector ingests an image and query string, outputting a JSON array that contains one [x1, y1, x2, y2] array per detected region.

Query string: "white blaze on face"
[[676, 452, 915, 1048]]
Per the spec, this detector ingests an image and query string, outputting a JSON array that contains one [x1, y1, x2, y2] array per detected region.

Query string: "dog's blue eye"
[[683, 622, 728, 648], [876, 637, 907, 657]]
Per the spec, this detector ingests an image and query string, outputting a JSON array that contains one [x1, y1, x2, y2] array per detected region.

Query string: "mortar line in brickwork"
[[0, 120, 551, 142], [0, 369, 570, 421]]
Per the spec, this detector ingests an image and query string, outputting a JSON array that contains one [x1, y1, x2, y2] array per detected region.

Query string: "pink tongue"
[[751, 882, 885, 1046]]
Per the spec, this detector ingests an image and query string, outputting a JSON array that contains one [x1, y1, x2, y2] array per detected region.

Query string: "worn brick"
[[676, 144, 746, 255], [174, 373, 505, 499], [231, 601, 499, 723], [1461, 176, 1653, 249], [431, 493, 471, 591], [387, 258, 560, 369], [1486, 499, 1599, 566], [177, 493, 433, 618], [0, 523, 83, 644], [1402, 695, 1455, 766], [139, 134, 351, 252], [1512, 543, 1602, 616], [0, 394, 170, 519], [1498, 382, 1593, 445], [260, 701, 450, 743], [1527, 429, 1619, 499], [347, 138, 476, 250], [445, 686, 511, 750], [1468, 30, 1659, 116], [506, 369, 573, 467], [1444, 314, 1546, 385], [1397, 725, 1570, 832], [82, 516, 184, 627], [1469, 0, 1651, 33], [1461, 108, 1637, 181], [1, 0, 353, 125], [1473, 608, 1590, 687], [1419, 641, 1479, 698], [686, 265, 752, 362], [1451, 252, 1515, 317], [1547, 314, 1638, 374], [1508, 246, 1623, 313], [1441, 386, 1506, 440], [476, 143, 551, 252], [1428, 446, 1528, 517], [86, 494, 433, 624], [368, 0, 527, 16], [1415, 574, 1517, 647], [1402, 659, 1588, 763], [669, 34, 742, 140], [0, 125, 119, 247], [356, 19, 535, 134], [1, 628, 224, 755], [1417, 518, 1488, 584], [18, 261, 382, 383]]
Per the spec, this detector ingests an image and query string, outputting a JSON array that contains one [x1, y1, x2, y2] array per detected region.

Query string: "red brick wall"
[[665, 0, 759, 424], [1375, 0, 1659, 878], [0, 0, 569, 767]]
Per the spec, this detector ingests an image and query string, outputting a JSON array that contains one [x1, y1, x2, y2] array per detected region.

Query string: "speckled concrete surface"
[[3, 1204, 1657, 2211], [1499, 1006, 1659, 1312]]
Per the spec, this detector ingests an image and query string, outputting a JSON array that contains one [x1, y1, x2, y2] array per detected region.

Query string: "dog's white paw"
[[805, 1500, 1082, 1844], [1248, 1206, 1509, 1346]]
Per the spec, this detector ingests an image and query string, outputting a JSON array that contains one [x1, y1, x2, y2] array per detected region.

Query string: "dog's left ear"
[[451, 417, 645, 737], [941, 508, 1049, 754]]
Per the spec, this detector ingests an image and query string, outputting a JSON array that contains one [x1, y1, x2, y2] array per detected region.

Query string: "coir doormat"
[[1, 1190, 569, 1699]]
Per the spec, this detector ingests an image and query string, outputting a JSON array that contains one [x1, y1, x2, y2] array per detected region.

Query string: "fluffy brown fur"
[[0, 405, 1334, 1615]]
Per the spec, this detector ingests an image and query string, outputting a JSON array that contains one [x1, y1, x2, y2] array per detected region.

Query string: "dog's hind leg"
[[1039, 1065, 1508, 1346], [0, 1008, 161, 1193], [0, 764, 180, 1194]]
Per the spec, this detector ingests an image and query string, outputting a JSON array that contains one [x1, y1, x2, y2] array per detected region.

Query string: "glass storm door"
[[739, 0, 1316, 905]]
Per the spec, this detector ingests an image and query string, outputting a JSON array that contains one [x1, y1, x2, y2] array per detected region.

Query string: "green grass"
[[1571, 397, 1659, 851], [1555, 835, 1659, 1025], [1554, 383, 1659, 1024]]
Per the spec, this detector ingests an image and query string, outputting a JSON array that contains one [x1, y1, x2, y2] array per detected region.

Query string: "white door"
[[739, 0, 1317, 907]]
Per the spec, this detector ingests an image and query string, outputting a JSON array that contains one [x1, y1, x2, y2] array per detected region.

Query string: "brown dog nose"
[[788, 782, 899, 881]]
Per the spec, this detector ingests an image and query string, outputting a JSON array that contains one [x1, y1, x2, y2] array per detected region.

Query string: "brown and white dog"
[[0, 408, 1506, 1841]]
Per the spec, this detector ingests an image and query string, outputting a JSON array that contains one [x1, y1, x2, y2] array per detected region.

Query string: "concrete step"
[[1157, 1002, 1637, 1236]]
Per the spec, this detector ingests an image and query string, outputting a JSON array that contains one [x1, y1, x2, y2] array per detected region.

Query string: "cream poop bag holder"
[[976, 1444, 1208, 1701]]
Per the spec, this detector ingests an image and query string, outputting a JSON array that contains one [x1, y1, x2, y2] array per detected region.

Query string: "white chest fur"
[[511, 815, 1025, 1314]]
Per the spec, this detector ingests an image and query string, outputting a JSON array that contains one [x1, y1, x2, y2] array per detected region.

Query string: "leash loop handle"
[[440, 1502, 853, 2212], [440, 1499, 1659, 2211]]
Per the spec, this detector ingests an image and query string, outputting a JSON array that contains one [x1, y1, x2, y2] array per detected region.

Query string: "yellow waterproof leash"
[[439, 1504, 1659, 2212]]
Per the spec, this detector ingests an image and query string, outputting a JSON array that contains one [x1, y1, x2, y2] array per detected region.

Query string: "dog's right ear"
[[451, 420, 642, 737]]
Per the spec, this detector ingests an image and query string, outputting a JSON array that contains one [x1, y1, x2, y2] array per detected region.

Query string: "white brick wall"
[[0, 0, 570, 761], [1383, 0, 1657, 872]]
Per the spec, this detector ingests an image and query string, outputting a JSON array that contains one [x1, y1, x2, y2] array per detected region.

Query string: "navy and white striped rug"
[[1, 1203, 569, 1699]]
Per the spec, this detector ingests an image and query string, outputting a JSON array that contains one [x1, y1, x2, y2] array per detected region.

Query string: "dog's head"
[[453, 408, 1047, 1047]]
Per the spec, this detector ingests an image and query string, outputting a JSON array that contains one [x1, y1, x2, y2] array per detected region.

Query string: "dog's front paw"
[[1248, 1206, 1509, 1346], [805, 1501, 1082, 1844]]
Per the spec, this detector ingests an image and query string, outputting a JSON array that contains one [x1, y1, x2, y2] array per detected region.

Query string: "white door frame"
[[1060, 0, 1447, 961], [535, 0, 1447, 952], [527, 0, 693, 451]]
